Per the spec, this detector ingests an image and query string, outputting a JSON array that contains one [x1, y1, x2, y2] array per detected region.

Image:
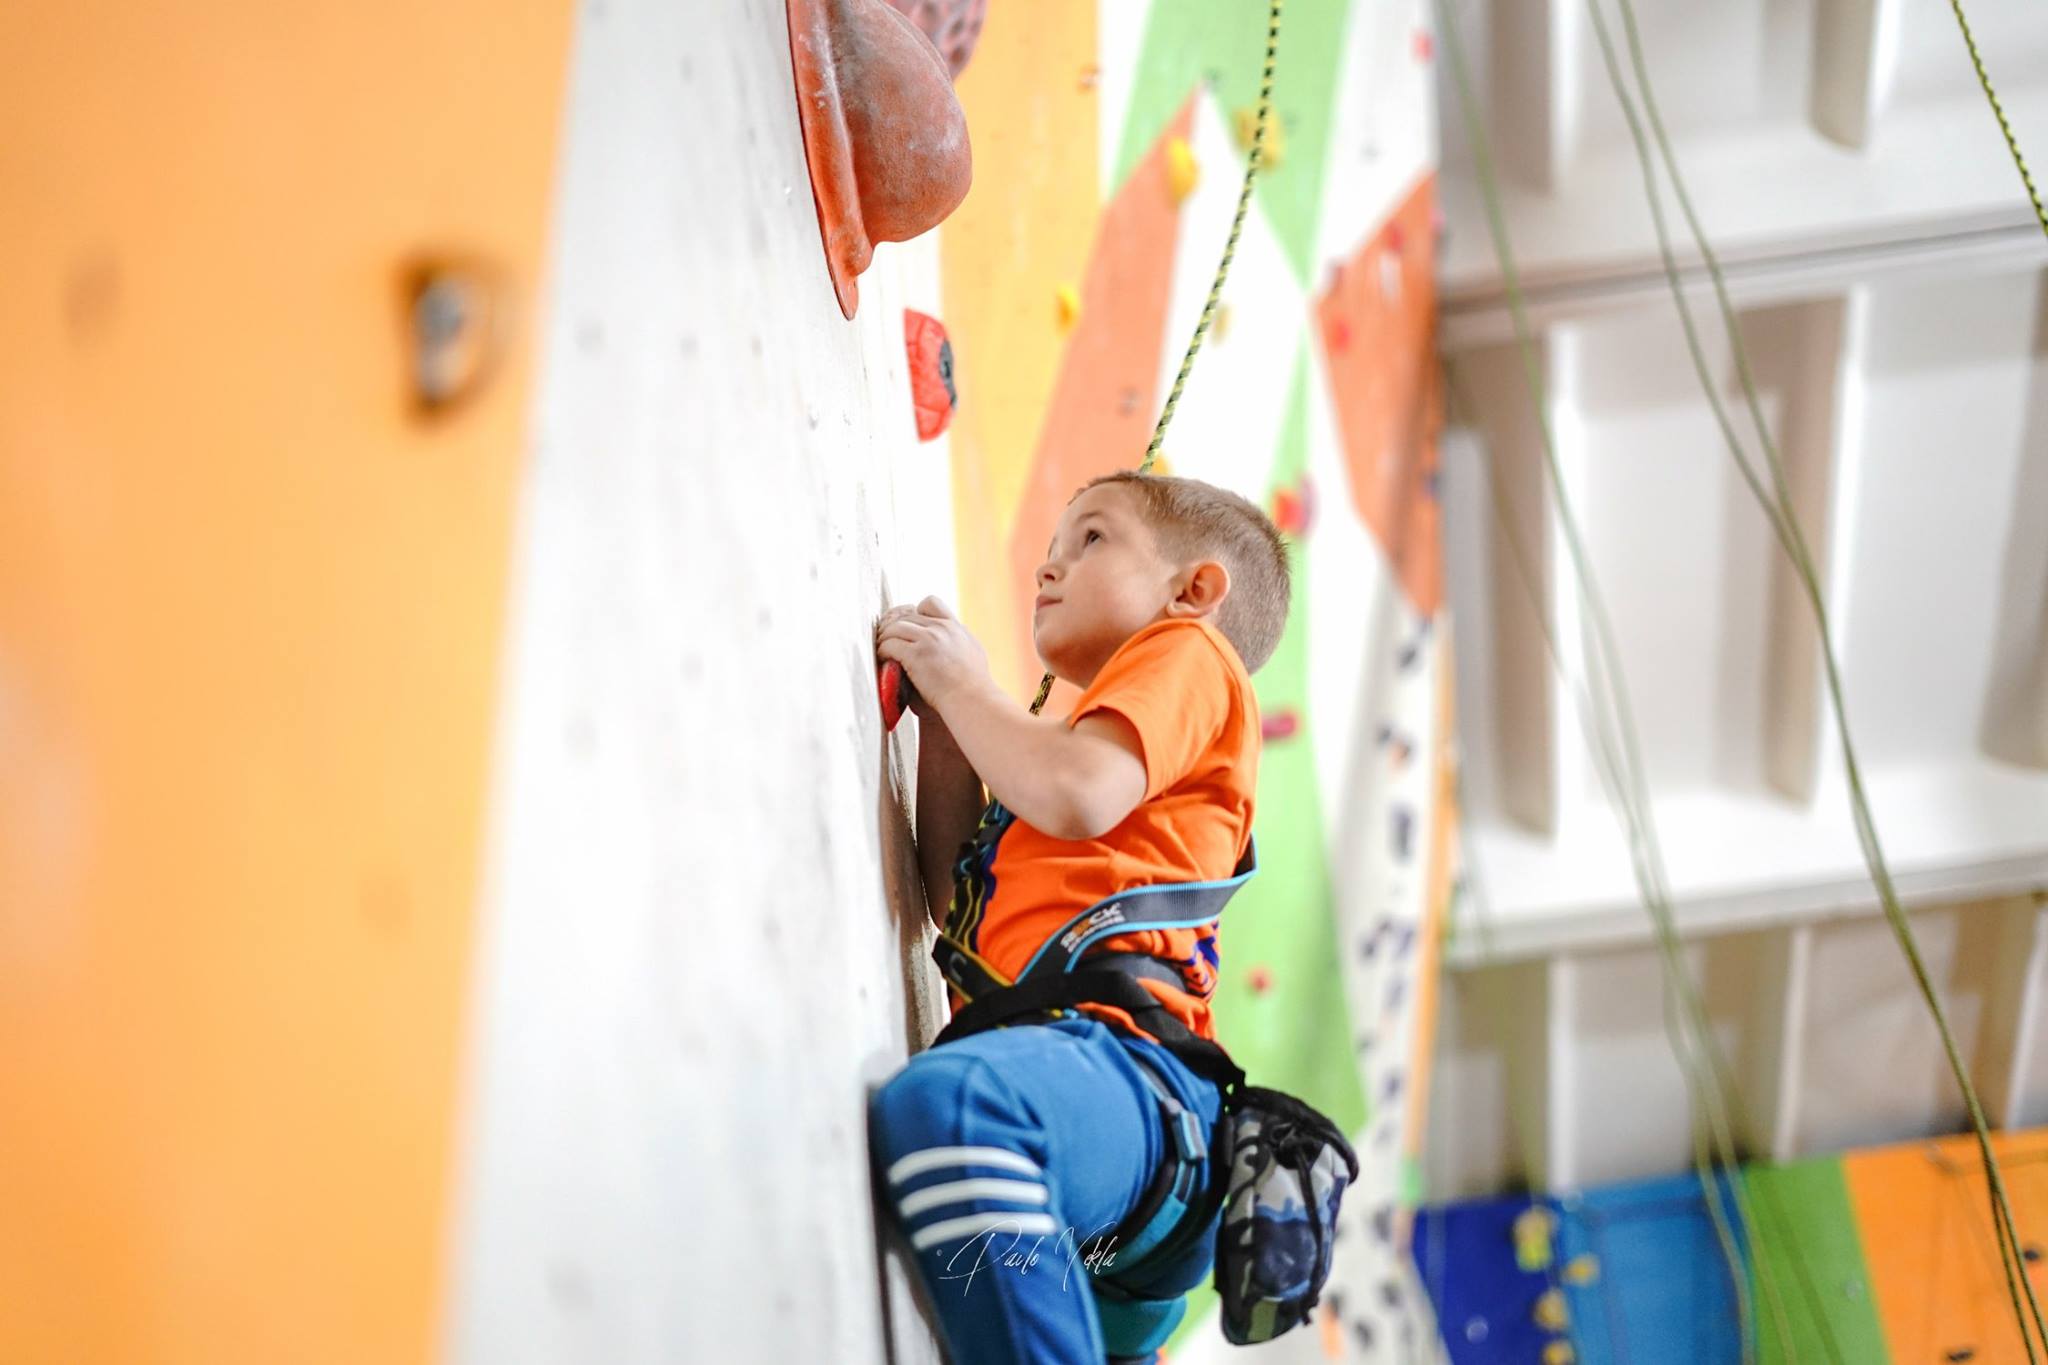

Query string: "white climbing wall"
[[442, 1, 957, 1360]]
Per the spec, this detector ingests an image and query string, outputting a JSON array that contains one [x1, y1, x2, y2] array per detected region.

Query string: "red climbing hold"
[[884, 0, 988, 79], [1271, 475, 1316, 537], [787, 0, 975, 320], [879, 659, 916, 732], [1262, 710, 1300, 742], [904, 309, 957, 440], [1247, 965, 1273, 994]]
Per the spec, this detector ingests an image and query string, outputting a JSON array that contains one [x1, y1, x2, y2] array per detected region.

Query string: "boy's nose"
[[1036, 561, 1059, 585]]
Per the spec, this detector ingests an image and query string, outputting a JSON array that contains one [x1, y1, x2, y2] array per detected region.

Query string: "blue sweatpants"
[[867, 1015, 1225, 1364]]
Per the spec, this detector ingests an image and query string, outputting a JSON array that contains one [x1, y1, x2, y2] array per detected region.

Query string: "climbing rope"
[[1947, 0, 2048, 243], [1590, 0, 2048, 1350], [1028, 0, 1283, 717], [1433, 6, 1795, 1361], [1439, 358, 1787, 1365]]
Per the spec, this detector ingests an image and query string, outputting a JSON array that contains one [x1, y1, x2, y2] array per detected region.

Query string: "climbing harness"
[[930, 797, 1256, 1005], [932, 951, 1359, 1346], [929, 791, 1353, 1346]]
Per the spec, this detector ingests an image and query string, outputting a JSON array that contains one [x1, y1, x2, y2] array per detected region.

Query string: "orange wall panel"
[[0, 3, 574, 1360], [1845, 1129, 2048, 1364]]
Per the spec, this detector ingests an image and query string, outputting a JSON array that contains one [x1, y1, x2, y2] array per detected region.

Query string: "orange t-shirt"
[[948, 618, 1260, 1042]]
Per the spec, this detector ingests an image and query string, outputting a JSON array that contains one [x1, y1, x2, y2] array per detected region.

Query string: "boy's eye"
[[1085, 530, 1102, 545]]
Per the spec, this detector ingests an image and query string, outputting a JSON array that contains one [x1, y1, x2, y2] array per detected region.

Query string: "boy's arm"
[[932, 679, 1146, 841], [877, 597, 1146, 842], [912, 717, 984, 931]]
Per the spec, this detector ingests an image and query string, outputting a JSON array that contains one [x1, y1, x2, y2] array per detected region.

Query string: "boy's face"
[[1032, 483, 1188, 688]]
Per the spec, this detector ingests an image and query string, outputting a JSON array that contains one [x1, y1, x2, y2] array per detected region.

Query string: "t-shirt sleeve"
[[1069, 624, 1235, 801]]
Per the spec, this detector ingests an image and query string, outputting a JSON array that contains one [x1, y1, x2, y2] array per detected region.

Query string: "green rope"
[[1947, 0, 2048, 242], [1597, 0, 2048, 1351], [1439, 352, 1779, 1365], [1443, 372, 1787, 1356], [1433, 7, 1793, 1361], [1029, 0, 1283, 718]]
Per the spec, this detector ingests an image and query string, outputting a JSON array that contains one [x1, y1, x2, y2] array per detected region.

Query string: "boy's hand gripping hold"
[[876, 597, 990, 720]]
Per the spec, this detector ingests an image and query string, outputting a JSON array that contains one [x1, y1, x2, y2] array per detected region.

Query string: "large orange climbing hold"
[[787, 0, 974, 320]]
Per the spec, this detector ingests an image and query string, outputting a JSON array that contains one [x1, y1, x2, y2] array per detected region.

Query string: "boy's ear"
[[1167, 560, 1231, 619]]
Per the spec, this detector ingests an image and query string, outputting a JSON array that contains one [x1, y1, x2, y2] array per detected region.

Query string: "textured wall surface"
[[442, 2, 957, 1360]]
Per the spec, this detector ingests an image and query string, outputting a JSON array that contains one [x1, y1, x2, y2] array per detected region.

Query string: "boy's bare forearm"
[[929, 678, 1115, 839], [914, 720, 985, 930]]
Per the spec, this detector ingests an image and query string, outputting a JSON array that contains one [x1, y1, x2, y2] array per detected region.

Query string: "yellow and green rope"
[[1029, 0, 1283, 718]]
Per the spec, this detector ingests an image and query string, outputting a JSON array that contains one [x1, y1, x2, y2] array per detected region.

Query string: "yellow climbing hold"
[[1166, 136, 1199, 203], [1542, 1341, 1578, 1365], [1512, 1205, 1556, 1272], [1563, 1253, 1600, 1286], [1146, 452, 1173, 477], [1056, 284, 1081, 332], [1235, 105, 1286, 170], [1533, 1287, 1568, 1332]]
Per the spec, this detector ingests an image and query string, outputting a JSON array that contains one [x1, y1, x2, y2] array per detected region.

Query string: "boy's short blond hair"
[[1079, 471, 1293, 673]]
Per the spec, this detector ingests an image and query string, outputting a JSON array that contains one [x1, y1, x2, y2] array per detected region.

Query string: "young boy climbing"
[[869, 470, 1291, 1364]]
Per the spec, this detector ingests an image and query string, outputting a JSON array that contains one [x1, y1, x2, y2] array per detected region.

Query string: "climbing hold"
[[1233, 105, 1286, 171], [1377, 250, 1402, 302], [1166, 136, 1199, 203], [1271, 475, 1316, 536], [882, 0, 987, 79], [404, 257, 510, 417], [1412, 28, 1435, 63], [1370, 1205, 1393, 1242], [1261, 710, 1300, 742], [1532, 1288, 1568, 1332], [786, 0, 974, 320], [1512, 1205, 1557, 1272], [903, 309, 957, 440], [1541, 1342, 1577, 1365], [1319, 1299, 1344, 1357], [1562, 1253, 1600, 1286], [1396, 619, 1432, 670], [879, 660, 919, 732], [1146, 453, 1173, 476], [1055, 283, 1082, 331], [1247, 965, 1273, 994]]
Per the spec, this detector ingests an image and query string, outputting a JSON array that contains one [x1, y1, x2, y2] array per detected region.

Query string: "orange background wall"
[[0, 3, 574, 1359]]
